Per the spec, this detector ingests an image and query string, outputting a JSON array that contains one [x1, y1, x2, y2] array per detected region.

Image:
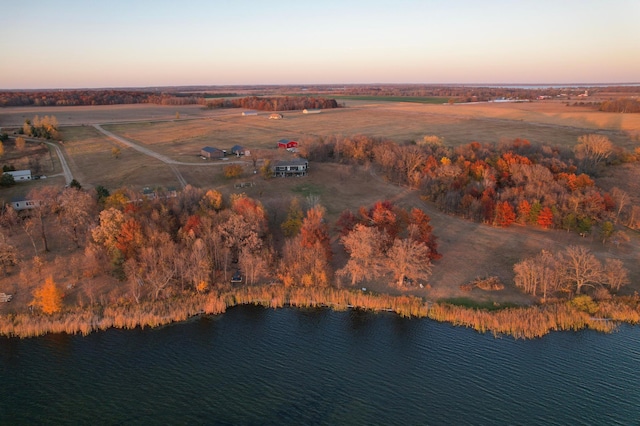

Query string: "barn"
[[200, 146, 225, 159], [277, 139, 298, 149]]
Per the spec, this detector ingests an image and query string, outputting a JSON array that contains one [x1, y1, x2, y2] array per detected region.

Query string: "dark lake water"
[[1, 305, 639, 425]]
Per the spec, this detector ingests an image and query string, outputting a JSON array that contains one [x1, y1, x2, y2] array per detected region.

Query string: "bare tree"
[[0, 205, 18, 235], [610, 187, 630, 224], [239, 247, 271, 286], [603, 258, 629, 291], [58, 188, 97, 247], [558, 245, 603, 295], [184, 238, 211, 291], [574, 134, 613, 172], [137, 233, 178, 300], [26, 186, 59, 252], [513, 250, 560, 301], [0, 240, 18, 275], [385, 238, 431, 287]]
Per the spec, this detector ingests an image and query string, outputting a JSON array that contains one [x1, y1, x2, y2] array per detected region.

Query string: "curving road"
[[93, 124, 248, 188], [45, 141, 73, 185], [12, 137, 73, 185]]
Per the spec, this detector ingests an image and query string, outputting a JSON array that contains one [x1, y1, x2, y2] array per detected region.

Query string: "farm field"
[[94, 100, 639, 160], [1, 98, 639, 307]]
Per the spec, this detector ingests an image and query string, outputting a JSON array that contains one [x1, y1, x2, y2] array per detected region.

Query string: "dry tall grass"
[[1, 285, 638, 340]]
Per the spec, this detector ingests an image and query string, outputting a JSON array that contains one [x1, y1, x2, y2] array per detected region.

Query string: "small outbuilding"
[[242, 110, 258, 116], [277, 139, 298, 150], [200, 146, 225, 159], [272, 158, 308, 177], [231, 145, 250, 156]]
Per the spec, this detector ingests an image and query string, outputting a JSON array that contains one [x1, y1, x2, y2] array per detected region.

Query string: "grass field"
[[1, 99, 639, 306]]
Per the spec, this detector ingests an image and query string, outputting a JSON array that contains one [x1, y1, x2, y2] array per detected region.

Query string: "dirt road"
[[92, 124, 247, 188]]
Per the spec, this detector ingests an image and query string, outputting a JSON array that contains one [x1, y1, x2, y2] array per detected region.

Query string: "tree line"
[[298, 133, 640, 236], [0, 182, 436, 312], [599, 98, 640, 113], [203, 96, 339, 111], [0, 91, 340, 110]]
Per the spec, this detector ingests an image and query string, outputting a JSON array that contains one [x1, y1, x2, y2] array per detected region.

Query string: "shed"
[[303, 109, 321, 114], [201, 146, 225, 159], [231, 145, 250, 156], [5, 170, 31, 181], [242, 110, 258, 116], [277, 139, 298, 149]]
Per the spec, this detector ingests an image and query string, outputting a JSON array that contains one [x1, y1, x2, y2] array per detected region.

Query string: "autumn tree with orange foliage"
[[516, 200, 531, 224], [231, 194, 267, 236], [116, 218, 144, 259], [338, 224, 386, 285], [537, 207, 554, 229], [30, 276, 64, 314], [278, 237, 331, 287], [408, 208, 440, 260], [495, 201, 516, 227], [299, 205, 332, 259]]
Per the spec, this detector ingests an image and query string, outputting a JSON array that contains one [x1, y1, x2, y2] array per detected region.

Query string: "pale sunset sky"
[[1, 0, 639, 89]]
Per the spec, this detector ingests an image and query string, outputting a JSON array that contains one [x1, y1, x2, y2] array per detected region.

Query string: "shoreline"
[[1, 285, 639, 340]]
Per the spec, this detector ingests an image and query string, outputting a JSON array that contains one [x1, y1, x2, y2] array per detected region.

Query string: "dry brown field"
[[0, 104, 232, 127], [1, 99, 640, 309]]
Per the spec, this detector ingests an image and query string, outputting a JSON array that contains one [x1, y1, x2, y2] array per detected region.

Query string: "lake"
[[1, 305, 639, 425]]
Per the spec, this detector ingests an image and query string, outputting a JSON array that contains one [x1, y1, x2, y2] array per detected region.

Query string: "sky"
[[1, 0, 639, 89]]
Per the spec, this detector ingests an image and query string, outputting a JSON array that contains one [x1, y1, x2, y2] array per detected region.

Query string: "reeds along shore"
[[1, 285, 639, 339]]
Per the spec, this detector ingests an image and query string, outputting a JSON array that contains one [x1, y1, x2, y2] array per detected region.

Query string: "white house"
[[5, 170, 31, 181], [10, 197, 41, 211]]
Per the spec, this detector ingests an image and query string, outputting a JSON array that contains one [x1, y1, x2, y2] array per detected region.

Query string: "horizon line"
[[2, 82, 640, 91]]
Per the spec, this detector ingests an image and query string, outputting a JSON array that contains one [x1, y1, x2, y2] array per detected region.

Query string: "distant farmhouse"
[[303, 109, 321, 114], [269, 113, 283, 120], [4, 170, 31, 181], [231, 145, 250, 156], [242, 110, 258, 116], [272, 158, 308, 177], [200, 146, 225, 159], [277, 139, 298, 150]]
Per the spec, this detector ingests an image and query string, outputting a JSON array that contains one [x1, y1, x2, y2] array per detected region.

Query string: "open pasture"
[[0, 104, 234, 127], [96, 100, 639, 163], [60, 126, 181, 190]]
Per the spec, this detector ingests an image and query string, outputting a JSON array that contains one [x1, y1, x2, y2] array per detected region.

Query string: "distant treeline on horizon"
[[0, 84, 638, 109]]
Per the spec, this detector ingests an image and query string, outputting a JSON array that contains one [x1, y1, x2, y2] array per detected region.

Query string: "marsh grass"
[[2, 285, 639, 340]]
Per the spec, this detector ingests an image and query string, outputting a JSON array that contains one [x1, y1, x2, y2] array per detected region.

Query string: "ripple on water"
[[1, 307, 639, 425]]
